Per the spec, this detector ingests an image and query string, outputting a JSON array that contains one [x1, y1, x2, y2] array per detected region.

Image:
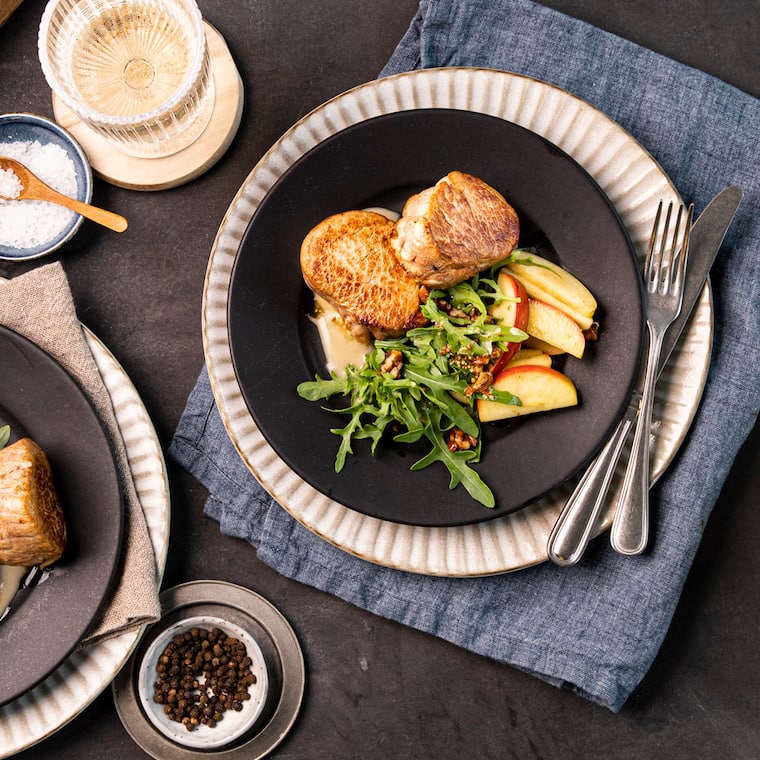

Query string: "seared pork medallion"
[[300, 210, 428, 339], [392, 171, 520, 288], [0, 437, 67, 568]]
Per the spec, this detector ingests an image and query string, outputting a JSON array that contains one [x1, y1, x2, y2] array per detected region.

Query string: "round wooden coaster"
[[52, 22, 243, 191]]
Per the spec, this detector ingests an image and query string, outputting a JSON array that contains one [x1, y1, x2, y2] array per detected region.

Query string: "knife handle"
[[547, 399, 638, 565]]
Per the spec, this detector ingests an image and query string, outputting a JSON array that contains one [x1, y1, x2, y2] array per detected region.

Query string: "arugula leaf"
[[506, 248, 554, 272], [0, 425, 9, 449], [410, 407, 495, 508], [297, 375, 348, 400]]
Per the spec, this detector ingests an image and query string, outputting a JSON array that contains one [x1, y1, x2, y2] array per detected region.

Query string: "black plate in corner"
[[227, 109, 644, 527], [0, 325, 123, 705]]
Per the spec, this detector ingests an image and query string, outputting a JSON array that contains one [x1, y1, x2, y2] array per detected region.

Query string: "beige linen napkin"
[[0, 262, 161, 644]]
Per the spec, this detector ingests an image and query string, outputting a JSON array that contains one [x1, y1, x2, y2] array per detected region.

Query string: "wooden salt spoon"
[[0, 156, 128, 233]]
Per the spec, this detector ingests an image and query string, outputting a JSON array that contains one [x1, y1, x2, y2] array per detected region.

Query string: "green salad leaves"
[[0, 425, 10, 450], [297, 259, 530, 508]]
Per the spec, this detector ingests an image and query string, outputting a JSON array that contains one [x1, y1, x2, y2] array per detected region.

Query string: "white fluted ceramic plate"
[[203, 68, 711, 576], [0, 328, 170, 756]]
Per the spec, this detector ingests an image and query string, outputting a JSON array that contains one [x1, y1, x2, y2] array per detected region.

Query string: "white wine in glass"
[[39, 0, 214, 157]]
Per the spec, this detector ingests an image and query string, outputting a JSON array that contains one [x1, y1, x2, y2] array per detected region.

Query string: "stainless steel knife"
[[547, 185, 743, 566], [657, 185, 743, 373]]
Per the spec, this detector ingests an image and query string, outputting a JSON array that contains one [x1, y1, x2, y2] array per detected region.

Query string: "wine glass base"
[[50, 22, 243, 191]]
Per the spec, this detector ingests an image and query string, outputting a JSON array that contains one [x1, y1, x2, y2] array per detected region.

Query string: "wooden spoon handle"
[[37, 185, 128, 233]]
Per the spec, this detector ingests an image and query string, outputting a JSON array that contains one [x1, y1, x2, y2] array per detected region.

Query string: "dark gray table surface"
[[1, 1, 758, 758]]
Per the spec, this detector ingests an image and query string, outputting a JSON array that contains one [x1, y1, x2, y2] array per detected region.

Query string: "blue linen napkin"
[[170, 0, 759, 711]]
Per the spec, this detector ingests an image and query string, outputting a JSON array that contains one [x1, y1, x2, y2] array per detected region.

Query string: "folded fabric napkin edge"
[[0, 263, 161, 644]]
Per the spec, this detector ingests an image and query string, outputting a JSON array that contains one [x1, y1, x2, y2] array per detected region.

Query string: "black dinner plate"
[[0, 324, 123, 705], [228, 109, 644, 527]]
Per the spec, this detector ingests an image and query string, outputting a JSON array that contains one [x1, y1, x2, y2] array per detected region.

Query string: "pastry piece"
[[392, 171, 520, 288], [300, 210, 427, 339], [0, 438, 66, 568]]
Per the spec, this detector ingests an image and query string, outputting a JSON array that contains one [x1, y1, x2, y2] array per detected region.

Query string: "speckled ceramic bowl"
[[0, 112, 92, 260], [137, 615, 269, 750]]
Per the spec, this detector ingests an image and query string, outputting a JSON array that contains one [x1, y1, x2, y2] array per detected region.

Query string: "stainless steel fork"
[[547, 201, 693, 565], [610, 200, 693, 555]]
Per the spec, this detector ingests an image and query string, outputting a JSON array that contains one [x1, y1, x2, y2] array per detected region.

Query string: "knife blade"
[[547, 185, 743, 565], [657, 185, 743, 374]]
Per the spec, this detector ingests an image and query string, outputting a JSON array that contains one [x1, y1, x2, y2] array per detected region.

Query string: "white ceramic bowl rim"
[[137, 614, 270, 750]]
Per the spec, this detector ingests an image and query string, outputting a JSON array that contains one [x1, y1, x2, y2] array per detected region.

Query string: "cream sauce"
[[310, 297, 372, 377], [0, 564, 27, 618], [363, 206, 400, 222]]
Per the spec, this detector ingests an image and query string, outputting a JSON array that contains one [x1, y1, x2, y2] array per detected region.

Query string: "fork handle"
[[610, 328, 664, 555], [547, 399, 638, 565]]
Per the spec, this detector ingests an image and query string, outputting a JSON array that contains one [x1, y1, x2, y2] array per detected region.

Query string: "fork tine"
[[664, 204, 684, 292], [647, 201, 675, 290], [643, 200, 663, 283], [671, 204, 694, 299], [660, 205, 689, 293]]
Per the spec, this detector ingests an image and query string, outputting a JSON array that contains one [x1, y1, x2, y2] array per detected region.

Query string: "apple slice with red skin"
[[504, 253, 597, 330], [477, 365, 578, 422], [526, 298, 586, 359], [489, 272, 530, 374]]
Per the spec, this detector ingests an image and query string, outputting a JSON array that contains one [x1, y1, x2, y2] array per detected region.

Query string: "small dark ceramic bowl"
[[0, 112, 92, 260]]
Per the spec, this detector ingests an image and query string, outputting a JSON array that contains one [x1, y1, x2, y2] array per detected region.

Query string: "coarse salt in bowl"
[[137, 615, 270, 750], [0, 113, 92, 260]]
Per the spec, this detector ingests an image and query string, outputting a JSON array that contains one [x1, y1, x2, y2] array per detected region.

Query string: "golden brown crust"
[[392, 171, 520, 288], [0, 438, 67, 568], [300, 210, 427, 338]]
